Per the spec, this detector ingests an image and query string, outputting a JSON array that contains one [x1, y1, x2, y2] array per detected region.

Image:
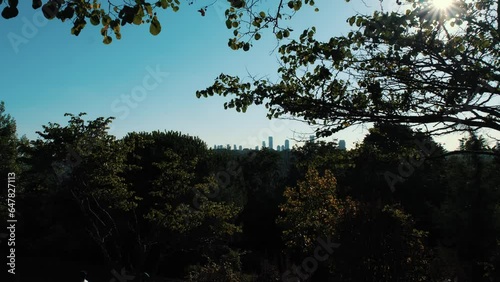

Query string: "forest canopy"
[[1, 107, 499, 281]]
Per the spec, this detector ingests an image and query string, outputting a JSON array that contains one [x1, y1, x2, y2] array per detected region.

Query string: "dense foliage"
[[1, 103, 499, 281], [2, 0, 500, 280], [1, 0, 318, 47], [198, 0, 500, 137]]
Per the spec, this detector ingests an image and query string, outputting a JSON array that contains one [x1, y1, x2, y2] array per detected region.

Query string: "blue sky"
[[0, 0, 489, 150]]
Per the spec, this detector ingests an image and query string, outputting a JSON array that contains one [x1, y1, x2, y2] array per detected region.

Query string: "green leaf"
[[90, 12, 100, 26], [259, 11, 265, 18], [133, 14, 142, 25], [356, 17, 362, 27], [103, 35, 112, 44], [228, 0, 244, 8], [161, 0, 168, 9], [102, 15, 111, 26], [145, 3, 153, 16], [32, 0, 42, 9], [293, 0, 302, 11], [41, 2, 58, 20], [111, 21, 120, 33], [276, 31, 283, 39], [255, 33, 261, 40], [5, 0, 19, 8], [348, 16, 355, 26], [150, 16, 161, 35]]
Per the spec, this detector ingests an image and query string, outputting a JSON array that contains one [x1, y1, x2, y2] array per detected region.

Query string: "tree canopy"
[[0, 101, 18, 181], [2, 99, 498, 280], [1, 0, 318, 47], [197, 0, 500, 138]]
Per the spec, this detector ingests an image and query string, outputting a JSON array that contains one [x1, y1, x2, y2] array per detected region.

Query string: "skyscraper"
[[269, 136, 273, 150], [284, 139, 290, 150], [262, 141, 266, 149], [309, 135, 315, 142], [338, 140, 346, 150], [234, 144, 237, 150]]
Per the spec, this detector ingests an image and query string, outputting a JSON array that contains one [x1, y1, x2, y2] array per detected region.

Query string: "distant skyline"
[[1, 0, 370, 151], [214, 135, 293, 151], [1, 1, 497, 151]]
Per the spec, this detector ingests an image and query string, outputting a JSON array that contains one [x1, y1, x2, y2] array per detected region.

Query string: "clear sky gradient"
[[0, 0, 493, 150]]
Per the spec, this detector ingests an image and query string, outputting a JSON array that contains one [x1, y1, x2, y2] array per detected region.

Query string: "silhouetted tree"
[[198, 0, 500, 137]]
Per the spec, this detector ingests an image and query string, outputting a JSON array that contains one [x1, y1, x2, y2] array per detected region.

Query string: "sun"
[[432, 0, 453, 10]]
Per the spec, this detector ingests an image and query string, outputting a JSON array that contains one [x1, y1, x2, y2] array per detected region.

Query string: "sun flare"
[[432, 0, 453, 10]]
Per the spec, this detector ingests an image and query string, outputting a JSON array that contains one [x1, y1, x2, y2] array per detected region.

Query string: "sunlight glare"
[[432, 0, 453, 10]]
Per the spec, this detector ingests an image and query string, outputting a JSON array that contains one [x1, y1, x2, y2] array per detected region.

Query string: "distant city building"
[[309, 135, 315, 142], [338, 140, 346, 150], [213, 137, 293, 151]]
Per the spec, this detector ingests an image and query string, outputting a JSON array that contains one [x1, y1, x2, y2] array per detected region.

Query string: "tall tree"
[[278, 167, 433, 281], [24, 113, 136, 271], [0, 101, 17, 181], [198, 0, 500, 138], [122, 131, 242, 277], [0, 101, 18, 246], [434, 132, 500, 281]]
